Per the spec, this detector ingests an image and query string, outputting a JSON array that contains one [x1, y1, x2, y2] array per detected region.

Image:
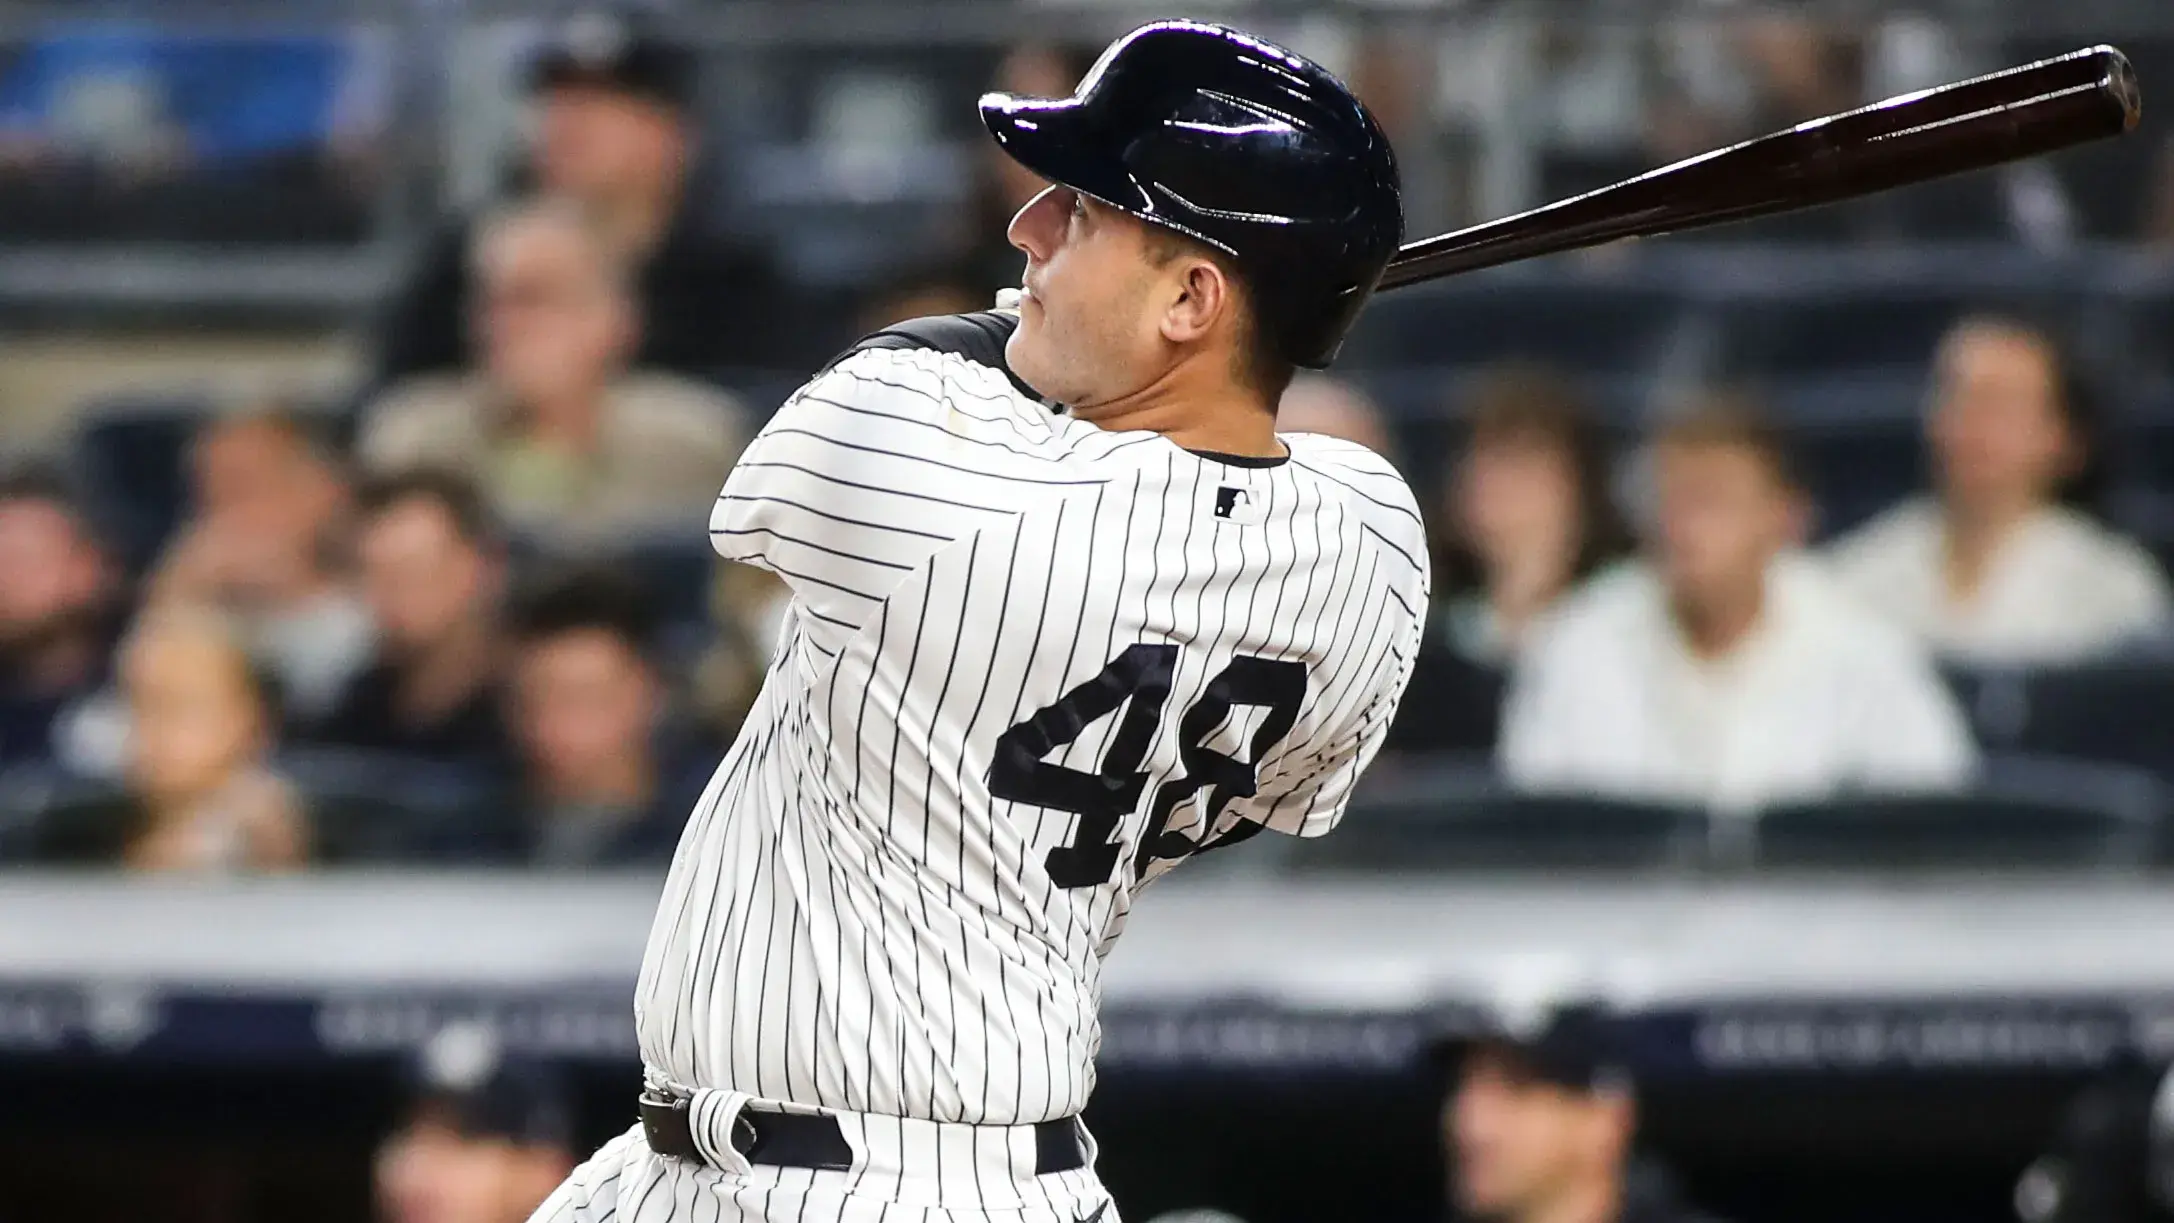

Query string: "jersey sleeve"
[[1245, 624, 1421, 839], [1221, 457, 1431, 841], [709, 346, 1049, 656]]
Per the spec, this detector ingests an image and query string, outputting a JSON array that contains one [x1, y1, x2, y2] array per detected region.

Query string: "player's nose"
[[1007, 185, 1063, 264]]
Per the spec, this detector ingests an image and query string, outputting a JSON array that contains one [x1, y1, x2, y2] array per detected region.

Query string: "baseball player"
[[532, 19, 1424, 1223]]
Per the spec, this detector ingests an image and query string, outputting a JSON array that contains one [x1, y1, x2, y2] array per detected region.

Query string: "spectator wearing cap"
[[1828, 315, 2171, 664], [0, 464, 120, 770], [29, 605, 305, 871], [1442, 1004, 1724, 1223], [360, 198, 748, 546], [377, 1025, 577, 1223], [460, 569, 706, 866], [369, 10, 812, 388], [300, 470, 511, 767], [148, 405, 375, 725], [1499, 396, 1975, 817]]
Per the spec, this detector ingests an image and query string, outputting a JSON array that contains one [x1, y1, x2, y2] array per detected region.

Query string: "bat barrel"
[[1377, 45, 2142, 291]]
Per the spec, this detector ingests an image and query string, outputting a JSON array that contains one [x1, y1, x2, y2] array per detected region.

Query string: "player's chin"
[[1004, 324, 1050, 389]]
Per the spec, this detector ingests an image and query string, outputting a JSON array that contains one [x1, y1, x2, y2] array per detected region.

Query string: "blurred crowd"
[[6, 7, 2174, 254], [1376, 310, 2171, 816], [3, 10, 2174, 874]]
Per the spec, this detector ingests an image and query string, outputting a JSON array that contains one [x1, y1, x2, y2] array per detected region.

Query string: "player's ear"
[[1160, 257, 1230, 348]]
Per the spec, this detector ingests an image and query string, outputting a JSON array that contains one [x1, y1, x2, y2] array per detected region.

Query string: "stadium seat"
[[1381, 649, 1506, 755], [604, 533, 724, 637], [2105, 400, 2174, 498], [70, 396, 208, 572], [278, 748, 500, 864], [1334, 281, 1689, 377], [1708, 288, 1989, 383], [2105, 486, 2174, 575], [0, 764, 74, 862], [1752, 756, 2162, 870], [1284, 757, 1708, 872], [1772, 383, 1925, 538], [1946, 661, 2174, 779]]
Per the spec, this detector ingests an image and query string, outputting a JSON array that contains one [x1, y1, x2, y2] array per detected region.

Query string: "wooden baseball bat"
[[1377, 45, 2143, 291]]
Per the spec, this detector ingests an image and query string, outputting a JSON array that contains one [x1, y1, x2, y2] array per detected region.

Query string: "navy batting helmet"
[[978, 20, 1404, 370]]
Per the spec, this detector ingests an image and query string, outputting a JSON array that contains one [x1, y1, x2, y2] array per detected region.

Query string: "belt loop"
[[688, 1087, 758, 1175]]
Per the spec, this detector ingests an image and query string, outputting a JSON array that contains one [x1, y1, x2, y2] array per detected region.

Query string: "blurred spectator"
[[1276, 373, 1399, 465], [1441, 1003, 1723, 1223], [482, 569, 707, 866], [377, 1024, 576, 1223], [1828, 316, 2171, 664], [370, 10, 805, 386], [149, 406, 373, 724], [302, 470, 510, 766], [1499, 397, 1975, 817], [30, 606, 304, 871], [0, 465, 119, 769], [362, 198, 747, 546], [1435, 367, 1631, 665]]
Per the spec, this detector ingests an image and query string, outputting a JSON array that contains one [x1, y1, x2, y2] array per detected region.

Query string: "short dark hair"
[[1654, 389, 1801, 493], [1142, 225, 1296, 404], [507, 567, 659, 666], [356, 468, 501, 550]]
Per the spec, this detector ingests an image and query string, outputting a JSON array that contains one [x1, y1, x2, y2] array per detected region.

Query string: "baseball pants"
[[529, 1088, 1117, 1223]]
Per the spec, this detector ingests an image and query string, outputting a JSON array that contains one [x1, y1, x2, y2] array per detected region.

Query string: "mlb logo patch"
[[1212, 484, 1266, 524]]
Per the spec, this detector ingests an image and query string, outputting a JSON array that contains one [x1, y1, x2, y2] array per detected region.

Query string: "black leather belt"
[[638, 1090, 1084, 1175]]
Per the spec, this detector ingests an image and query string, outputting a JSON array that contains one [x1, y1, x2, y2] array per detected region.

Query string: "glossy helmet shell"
[[980, 20, 1404, 369]]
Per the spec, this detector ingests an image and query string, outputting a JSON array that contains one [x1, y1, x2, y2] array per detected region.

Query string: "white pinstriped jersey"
[[633, 311, 1427, 1126]]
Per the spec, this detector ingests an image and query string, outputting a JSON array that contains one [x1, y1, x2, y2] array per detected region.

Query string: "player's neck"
[[1071, 365, 1284, 459]]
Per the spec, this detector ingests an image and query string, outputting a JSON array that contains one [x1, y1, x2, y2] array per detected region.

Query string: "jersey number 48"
[[987, 644, 1306, 889]]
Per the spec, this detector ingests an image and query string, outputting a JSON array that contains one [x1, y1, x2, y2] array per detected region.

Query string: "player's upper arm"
[[1234, 453, 1430, 840], [709, 346, 1049, 644]]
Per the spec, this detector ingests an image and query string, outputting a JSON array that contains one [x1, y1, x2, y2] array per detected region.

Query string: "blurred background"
[[6, 1, 2174, 1222]]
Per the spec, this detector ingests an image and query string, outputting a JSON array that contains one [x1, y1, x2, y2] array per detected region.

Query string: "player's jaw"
[[1004, 185, 1168, 411]]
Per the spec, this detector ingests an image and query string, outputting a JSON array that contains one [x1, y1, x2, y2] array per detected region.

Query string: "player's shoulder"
[[1282, 431, 1408, 483], [791, 309, 1080, 442], [817, 309, 1046, 403], [1281, 432, 1426, 570], [794, 311, 1144, 469]]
